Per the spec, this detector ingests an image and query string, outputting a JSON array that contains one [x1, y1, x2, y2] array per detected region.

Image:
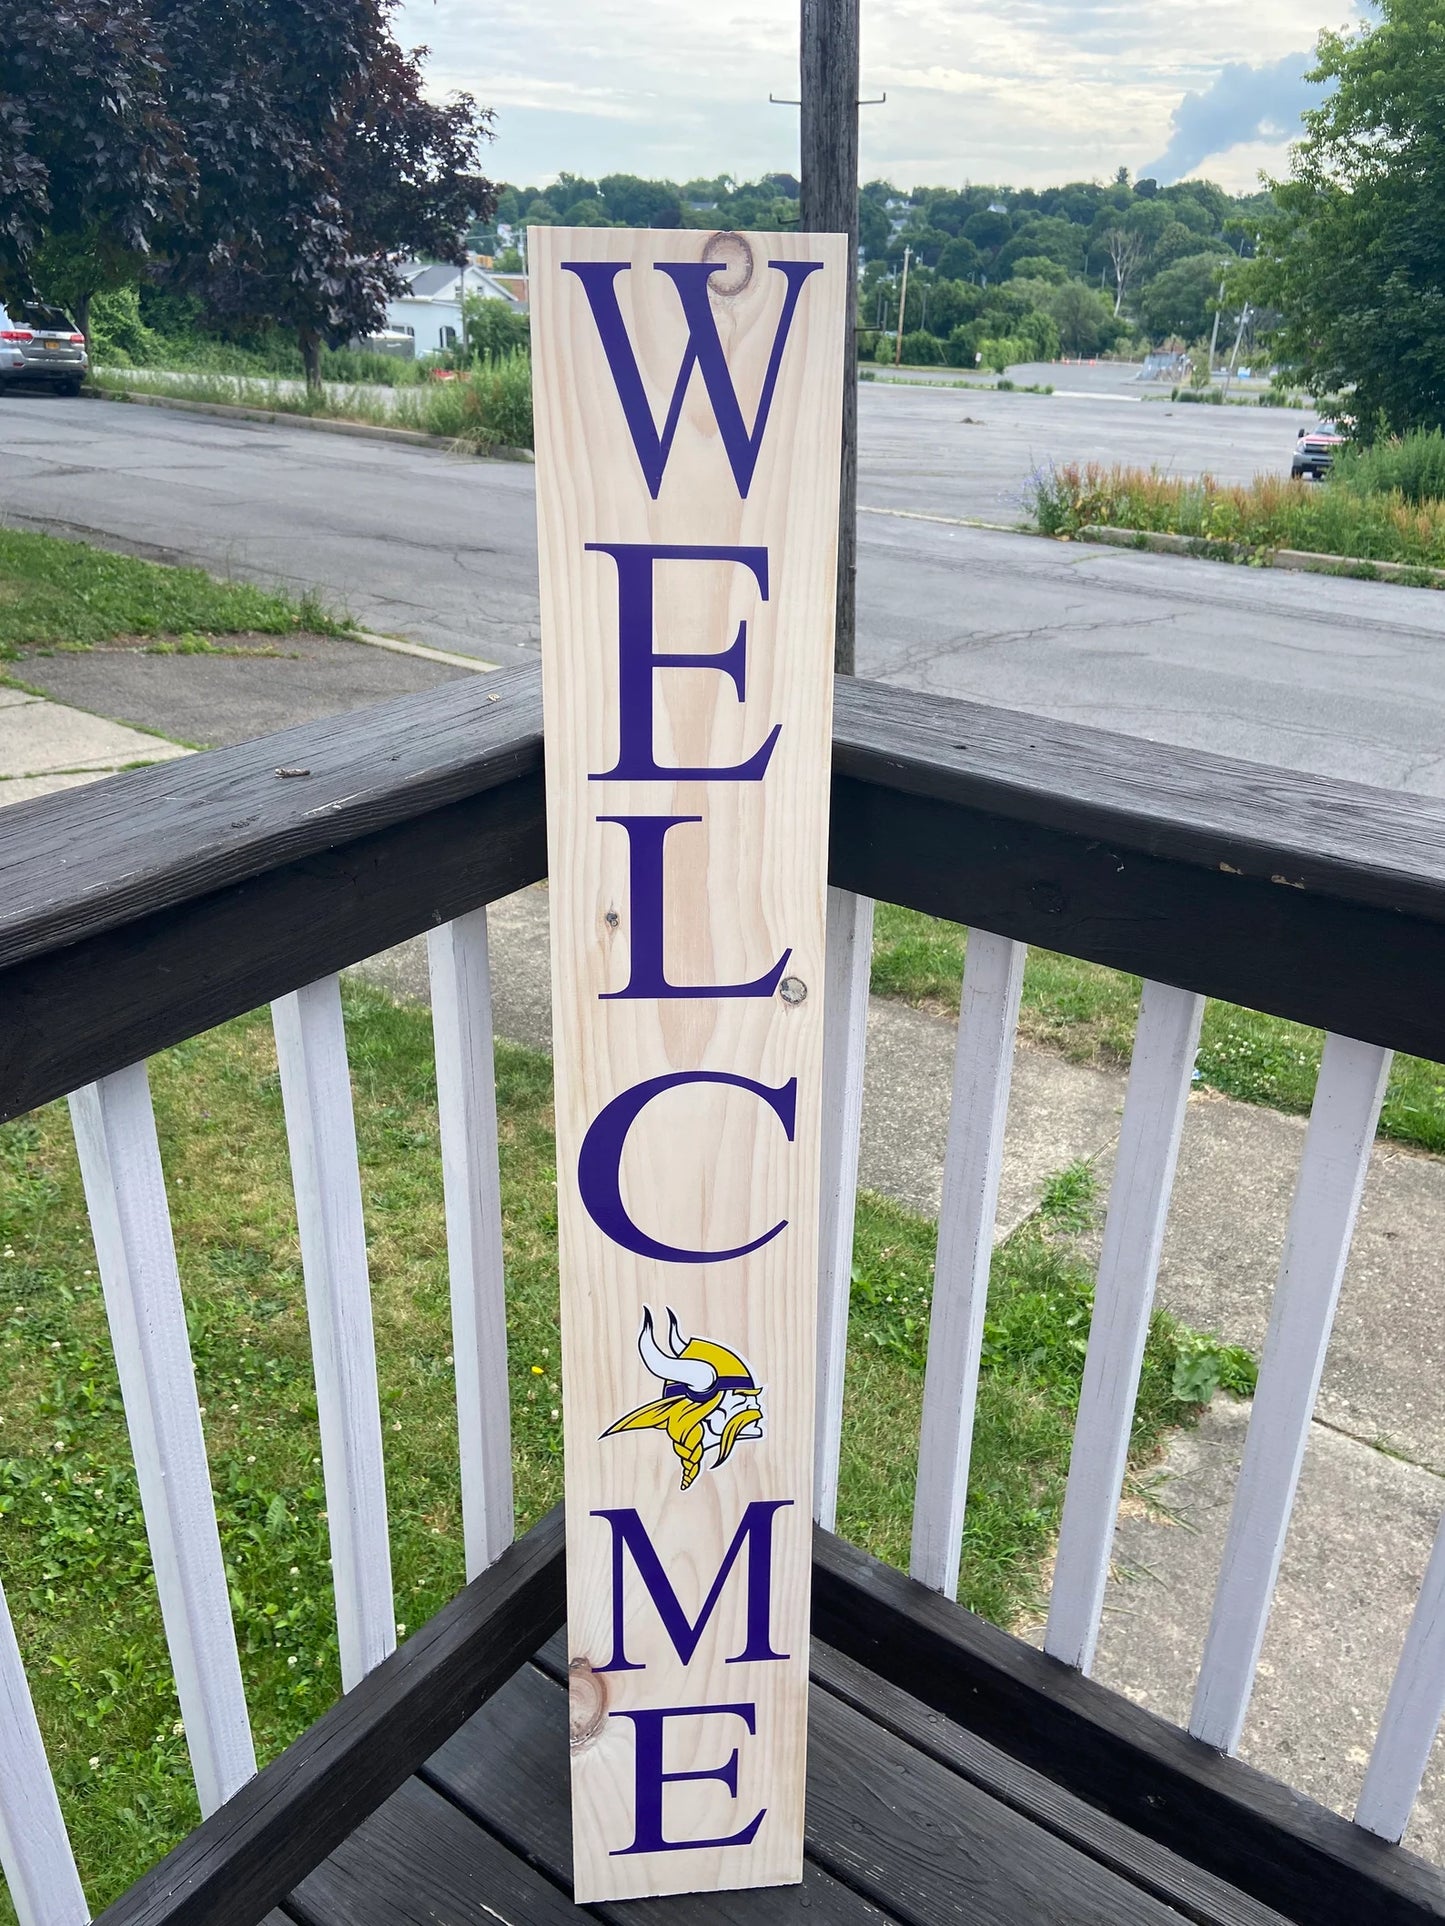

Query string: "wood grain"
[[92, 1507, 564, 1926], [426, 1657, 897, 1922], [9, 665, 1445, 1131], [532, 225, 846, 1900], [813, 1524, 1445, 1924]]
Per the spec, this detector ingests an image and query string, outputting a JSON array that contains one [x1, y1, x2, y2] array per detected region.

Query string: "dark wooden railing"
[[4, 663, 1445, 1925]]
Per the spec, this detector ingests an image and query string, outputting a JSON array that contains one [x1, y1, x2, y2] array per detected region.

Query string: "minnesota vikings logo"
[[603, 1308, 766, 1492]]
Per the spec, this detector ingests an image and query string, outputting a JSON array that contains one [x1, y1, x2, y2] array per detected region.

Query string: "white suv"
[[0, 299, 88, 394]]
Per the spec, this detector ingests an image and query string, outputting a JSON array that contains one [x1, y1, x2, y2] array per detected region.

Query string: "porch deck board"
[[283, 1631, 1237, 1926]]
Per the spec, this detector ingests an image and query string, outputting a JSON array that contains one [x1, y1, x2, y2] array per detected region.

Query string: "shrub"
[[1023, 458, 1445, 569], [900, 329, 942, 365], [978, 335, 1025, 374], [944, 323, 981, 368], [1332, 429, 1445, 505]]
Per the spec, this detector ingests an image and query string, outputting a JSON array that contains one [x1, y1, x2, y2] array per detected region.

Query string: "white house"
[[384, 261, 529, 356]]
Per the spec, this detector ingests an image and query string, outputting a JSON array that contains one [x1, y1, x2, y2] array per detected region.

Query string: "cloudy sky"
[[397, 0, 1363, 194]]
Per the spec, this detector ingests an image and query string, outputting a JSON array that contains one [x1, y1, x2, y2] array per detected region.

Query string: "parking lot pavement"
[[4, 383, 1445, 794]]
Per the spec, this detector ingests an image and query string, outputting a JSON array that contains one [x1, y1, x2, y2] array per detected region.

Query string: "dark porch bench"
[[98, 1513, 1445, 1926]]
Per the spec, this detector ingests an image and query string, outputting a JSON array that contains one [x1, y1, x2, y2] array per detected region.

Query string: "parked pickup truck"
[[1291, 421, 1345, 480]]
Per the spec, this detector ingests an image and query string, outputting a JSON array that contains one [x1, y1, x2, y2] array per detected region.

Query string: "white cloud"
[[396, 0, 1360, 189]]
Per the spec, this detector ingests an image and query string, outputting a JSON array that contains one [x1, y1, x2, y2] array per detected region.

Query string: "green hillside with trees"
[[487, 166, 1274, 366]]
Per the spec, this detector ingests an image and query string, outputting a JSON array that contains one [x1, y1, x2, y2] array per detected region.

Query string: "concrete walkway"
[[0, 684, 190, 803], [361, 887, 1445, 1860]]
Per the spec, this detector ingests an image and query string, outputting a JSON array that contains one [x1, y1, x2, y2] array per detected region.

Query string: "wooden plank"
[[0, 666, 542, 972], [453, 1642, 1184, 1925], [828, 769, 1445, 1070], [0, 772, 546, 1129], [813, 1524, 1445, 1925], [1357, 1507, 1445, 1842], [69, 1064, 257, 1816], [533, 225, 846, 1901], [1046, 981, 1204, 1673], [827, 674, 1445, 922], [11, 669, 1445, 1130], [426, 1657, 897, 1922], [93, 1506, 564, 1926], [427, 909, 514, 1579], [0, 1575, 89, 1926], [272, 980, 395, 1691], [1191, 1034, 1392, 1755], [286, 1775, 583, 1926], [810, 1638, 1291, 1926], [910, 929, 1025, 1597], [805, 1659, 1186, 1925], [814, 886, 873, 1530]]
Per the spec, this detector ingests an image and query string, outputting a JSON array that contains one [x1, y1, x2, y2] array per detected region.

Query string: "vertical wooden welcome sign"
[[530, 226, 846, 1902]]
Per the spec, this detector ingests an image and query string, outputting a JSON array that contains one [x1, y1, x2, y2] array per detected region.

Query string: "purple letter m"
[[562, 259, 822, 499], [593, 1500, 793, 1672]]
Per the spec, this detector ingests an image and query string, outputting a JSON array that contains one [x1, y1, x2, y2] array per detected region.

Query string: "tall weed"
[[1026, 459, 1445, 568]]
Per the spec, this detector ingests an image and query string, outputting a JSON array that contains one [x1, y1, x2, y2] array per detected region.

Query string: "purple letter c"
[[577, 1071, 797, 1263]]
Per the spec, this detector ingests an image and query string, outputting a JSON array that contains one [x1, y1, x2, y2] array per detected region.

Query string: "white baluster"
[[910, 929, 1026, 1597], [814, 887, 874, 1532], [70, 1066, 256, 1817], [1046, 982, 1204, 1673], [1190, 1033, 1391, 1753], [0, 1576, 88, 1926], [428, 911, 514, 1580], [272, 979, 395, 1690], [1356, 1506, 1445, 1841]]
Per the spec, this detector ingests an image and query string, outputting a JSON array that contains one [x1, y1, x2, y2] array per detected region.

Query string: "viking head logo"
[[603, 1308, 765, 1491]]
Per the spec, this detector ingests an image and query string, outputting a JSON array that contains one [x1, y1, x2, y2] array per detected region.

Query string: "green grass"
[[871, 903, 1445, 1154], [0, 529, 342, 659], [91, 353, 535, 454], [1025, 459, 1445, 572], [0, 982, 1243, 1917]]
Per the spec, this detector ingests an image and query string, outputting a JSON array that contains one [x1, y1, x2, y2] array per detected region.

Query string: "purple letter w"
[[562, 259, 822, 500]]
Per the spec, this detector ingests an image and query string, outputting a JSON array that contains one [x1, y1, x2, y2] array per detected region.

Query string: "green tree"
[[1042, 279, 1119, 356], [0, 0, 190, 324], [1138, 252, 1228, 342], [151, 0, 494, 389], [598, 174, 682, 227], [937, 234, 981, 281], [1244, 0, 1445, 432], [858, 196, 890, 261]]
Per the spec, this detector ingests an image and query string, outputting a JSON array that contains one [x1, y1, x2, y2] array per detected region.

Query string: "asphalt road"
[[4, 380, 1445, 795]]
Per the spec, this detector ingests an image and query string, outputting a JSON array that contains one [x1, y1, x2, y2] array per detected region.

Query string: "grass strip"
[[0, 981, 1245, 1915], [872, 903, 1445, 1154], [0, 528, 342, 659], [1026, 459, 1445, 573], [91, 354, 534, 454]]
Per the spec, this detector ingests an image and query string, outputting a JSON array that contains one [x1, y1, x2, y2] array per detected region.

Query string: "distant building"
[[383, 260, 529, 356]]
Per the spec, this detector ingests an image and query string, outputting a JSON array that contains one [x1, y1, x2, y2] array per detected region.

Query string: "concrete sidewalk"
[[362, 888, 1445, 1860], [0, 684, 190, 803]]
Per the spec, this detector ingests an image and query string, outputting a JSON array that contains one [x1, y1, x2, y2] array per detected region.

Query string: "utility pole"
[[893, 245, 912, 368], [1221, 302, 1251, 398], [1205, 274, 1226, 380], [800, 0, 860, 674]]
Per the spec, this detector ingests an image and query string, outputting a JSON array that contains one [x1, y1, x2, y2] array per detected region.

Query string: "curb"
[[1075, 523, 1445, 588], [88, 385, 535, 464], [349, 629, 497, 674]]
